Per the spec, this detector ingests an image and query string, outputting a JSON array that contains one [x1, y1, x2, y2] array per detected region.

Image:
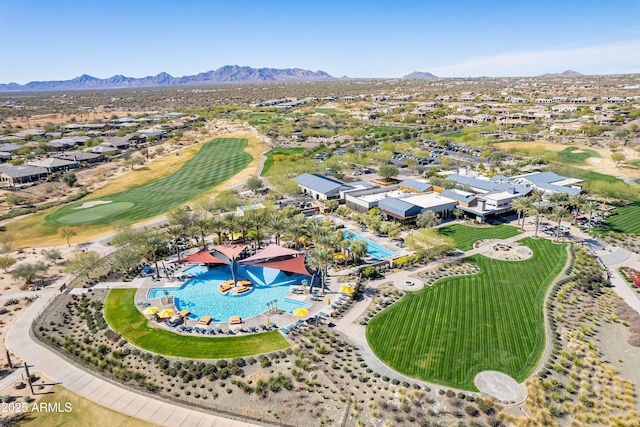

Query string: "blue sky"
[[1, 0, 639, 83]]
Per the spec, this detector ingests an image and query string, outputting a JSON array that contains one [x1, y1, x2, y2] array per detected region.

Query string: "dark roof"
[[56, 152, 103, 161], [0, 144, 22, 152], [378, 197, 420, 217], [0, 164, 48, 179]]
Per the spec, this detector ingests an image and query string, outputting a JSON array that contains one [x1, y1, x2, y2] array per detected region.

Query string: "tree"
[[348, 239, 367, 264], [266, 212, 288, 246], [61, 172, 77, 187], [59, 227, 77, 247], [286, 215, 307, 250], [549, 205, 569, 242], [246, 209, 266, 250], [246, 175, 263, 192], [569, 194, 588, 224], [416, 210, 441, 229], [167, 207, 193, 230], [190, 215, 210, 248], [44, 249, 62, 264], [549, 192, 568, 207], [0, 235, 14, 253], [528, 202, 547, 238], [165, 225, 185, 260], [124, 156, 144, 170], [583, 200, 600, 233], [12, 262, 48, 285], [378, 164, 399, 181], [0, 256, 16, 273], [308, 246, 333, 294], [325, 200, 339, 213], [453, 209, 464, 221], [113, 247, 142, 275], [405, 229, 455, 260], [142, 231, 166, 278], [511, 197, 530, 229], [65, 250, 101, 280]]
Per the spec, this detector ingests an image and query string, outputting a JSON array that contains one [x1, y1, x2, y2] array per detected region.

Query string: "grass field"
[[47, 138, 251, 226], [366, 238, 567, 390], [437, 224, 521, 251], [20, 385, 158, 427], [595, 204, 640, 234], [315, 108, 346, 115], [261, 147, 306, 176], [556, 147, 600, 164], [104, 289, 289, 358]]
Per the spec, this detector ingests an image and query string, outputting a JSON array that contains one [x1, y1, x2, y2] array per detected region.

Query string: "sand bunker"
[[74, 200, 112, 209]]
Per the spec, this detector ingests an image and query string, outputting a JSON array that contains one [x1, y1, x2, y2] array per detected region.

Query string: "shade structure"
[[157, 309, 175, 319], [245, 255, 311, 276], [173, 248, 227, 264], [142, 306, 158, 315], [293, 307, 309, 317], [240, 243, 302, 263], [210, 243, 248, 260], [340, 285, 355, 294], [333, 253, 348, 261]]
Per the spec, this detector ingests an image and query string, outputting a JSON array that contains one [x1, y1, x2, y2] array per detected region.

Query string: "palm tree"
[[519, 197, 533, 231], [266, 212, 288, 246], [570, 194, 588, 224], [223, 213, 237, 242], [549, 205, 569, 242], [143, 231, 166, 278], [246, 209, 266, 250], [209, 216, 225, 245], [286, 215, 308, 250], [528, 202, 547, 238], [349, 239, 367, 264], [549, 192, 569, 207], [308, 246, 333, 294], [511, 197, 529, 229], [529, 188, 546, 203], [583, 200, 600, 233], [165, 225, 184, 260], [234, 215, 252, 242], [191, 215, 210, 248]]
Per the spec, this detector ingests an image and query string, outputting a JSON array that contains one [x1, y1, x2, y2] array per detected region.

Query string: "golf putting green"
[[54, 202, 135, 225]]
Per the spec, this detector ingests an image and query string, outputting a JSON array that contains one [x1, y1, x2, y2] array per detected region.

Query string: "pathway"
[[5, 280, 261, 427]]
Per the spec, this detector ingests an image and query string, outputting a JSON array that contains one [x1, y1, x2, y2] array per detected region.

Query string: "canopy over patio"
[[210, 243, 249, 260], [240, 243, 302, 263], [173, 248, 227, 264], [244, 255, 311, 276]]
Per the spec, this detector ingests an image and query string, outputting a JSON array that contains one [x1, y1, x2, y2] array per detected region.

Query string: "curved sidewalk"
[[5, 283, 260, 427]]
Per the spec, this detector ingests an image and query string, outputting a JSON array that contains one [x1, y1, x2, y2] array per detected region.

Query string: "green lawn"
[[366, 238, 567, 390], [595, 204, 640, 234], [556, 147, 600, 164], [437, 224, 521, 251], [46, 138, 251, 226], [104, 289, 289, 358], [315, 108, 346, 115], [261, 147, 306, 176]]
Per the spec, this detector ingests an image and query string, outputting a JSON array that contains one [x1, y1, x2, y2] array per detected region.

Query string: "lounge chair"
[[207, 328, 214, 334], [259, 324, 267, 331], [236, 286, 250, 294], [215, 327, 223, 334], [248, 326, 257, 333], [310, 296, 318, 301]]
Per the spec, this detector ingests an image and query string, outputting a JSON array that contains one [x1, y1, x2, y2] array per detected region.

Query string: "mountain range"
[[402, 71, 438, 79], [538, 70, 585, 78], [0, 65, 335, 92]]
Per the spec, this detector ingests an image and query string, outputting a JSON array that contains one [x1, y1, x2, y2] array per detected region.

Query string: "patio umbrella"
[[293, 307, 309, 317], [327, 298, 331, 306], [143, 306, 158, 315], [340, 285, 355, 294], [157, 308, 175, 319]]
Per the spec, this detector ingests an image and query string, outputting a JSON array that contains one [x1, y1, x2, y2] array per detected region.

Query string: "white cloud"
[[428, 40, 640, 77]]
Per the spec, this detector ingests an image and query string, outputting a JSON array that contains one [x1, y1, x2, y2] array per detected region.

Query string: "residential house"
[[0, 164, 49, 187], [26, 157, 79, 173]]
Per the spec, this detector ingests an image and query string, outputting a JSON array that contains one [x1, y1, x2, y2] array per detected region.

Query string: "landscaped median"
[[104, 289, 289, 358]]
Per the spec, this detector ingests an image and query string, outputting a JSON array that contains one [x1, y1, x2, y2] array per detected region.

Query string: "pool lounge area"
[[344, 231, 395, 260]]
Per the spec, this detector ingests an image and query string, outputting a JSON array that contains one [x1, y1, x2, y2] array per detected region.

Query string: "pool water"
[[148, 265, 310, 321], [182, 264, 209, 276], [344, 231, 395, 259]]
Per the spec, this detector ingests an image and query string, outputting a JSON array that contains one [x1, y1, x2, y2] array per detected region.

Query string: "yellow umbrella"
[[327, 298, 331, 306], [143, 306, 158, 315], [157, 308, 175, 319], [340, 285, 355, 294], [293, 307, 309, 317], [333, 253, 348, 261]]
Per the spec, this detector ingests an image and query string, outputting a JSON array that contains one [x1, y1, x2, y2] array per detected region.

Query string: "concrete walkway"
[[0, 290, 44, 301], [5, 281, 260, 427]]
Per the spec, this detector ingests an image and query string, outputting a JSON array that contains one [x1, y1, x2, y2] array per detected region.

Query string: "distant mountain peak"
[[539, 70, 585, 78], [402, 71, 438, 79], [0, 65, 335, 92]]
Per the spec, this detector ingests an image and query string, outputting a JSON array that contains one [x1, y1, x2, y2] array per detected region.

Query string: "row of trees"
[[511, 190, 601, 241]]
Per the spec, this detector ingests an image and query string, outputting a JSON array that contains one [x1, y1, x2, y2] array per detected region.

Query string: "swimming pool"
[[344, 231, 395, 259], [148, 264, 310, 321], [182, 264, 209, 276]]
